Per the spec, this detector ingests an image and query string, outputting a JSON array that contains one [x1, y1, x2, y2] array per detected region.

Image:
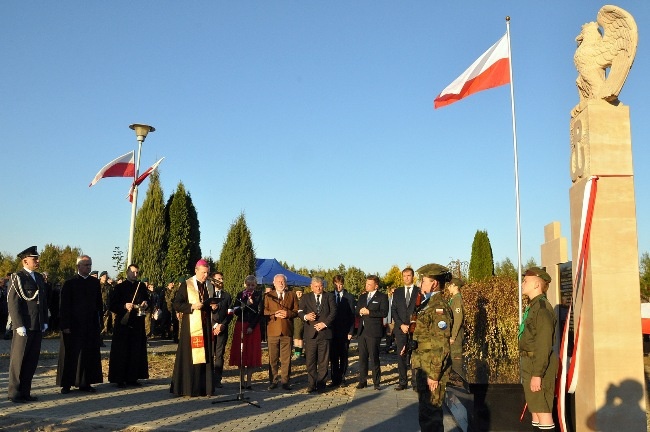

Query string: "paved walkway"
[[0, 338, 461, 431]]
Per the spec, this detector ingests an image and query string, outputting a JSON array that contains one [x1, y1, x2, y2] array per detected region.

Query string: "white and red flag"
[[89, 151, 135, 187], [127, 157, 165, 202], [434, 33, 510, 109]]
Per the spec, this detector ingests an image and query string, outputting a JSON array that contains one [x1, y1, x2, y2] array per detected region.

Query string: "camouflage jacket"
[[100, 282, 112, 311], [518, 294, 556, 377], [412, 292, 452, 381]]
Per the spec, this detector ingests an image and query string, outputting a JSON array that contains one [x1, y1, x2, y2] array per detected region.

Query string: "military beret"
[[18, 246, 39, 259], [140, 277, 149, 283], [523, 266, 551, 283], [90, 270, 99, 276], [99, 271, 108, 277], [449, 277, 465, 288], [177, 276, 186, 283], [294, 286, 305, 292], [417, 263, 450, 278]]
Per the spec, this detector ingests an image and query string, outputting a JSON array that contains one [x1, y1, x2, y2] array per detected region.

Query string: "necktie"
[[336, 292, 340, 305], [279, 292, 283, 301], [316, 294, 321, 314], [367, 293, 373, 305], [406, 287, 411, 305]]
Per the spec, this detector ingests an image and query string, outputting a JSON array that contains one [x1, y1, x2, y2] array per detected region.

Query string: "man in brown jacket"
[[264, 274, 298, 390]]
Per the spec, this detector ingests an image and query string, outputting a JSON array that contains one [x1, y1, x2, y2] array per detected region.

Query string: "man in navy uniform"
[[7, 246, 48, 403]]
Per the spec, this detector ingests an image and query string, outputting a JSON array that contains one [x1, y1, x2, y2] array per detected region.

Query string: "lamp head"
[[129, 123, 155, 142]]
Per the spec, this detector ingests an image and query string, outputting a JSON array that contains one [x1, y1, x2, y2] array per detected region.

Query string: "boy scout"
[[407, 263, 453, 432], [446, 277, 465, 365], [519, 266, 557, 431]]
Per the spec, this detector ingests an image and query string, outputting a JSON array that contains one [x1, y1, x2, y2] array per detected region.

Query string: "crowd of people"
[[8, 245, 562, 432]]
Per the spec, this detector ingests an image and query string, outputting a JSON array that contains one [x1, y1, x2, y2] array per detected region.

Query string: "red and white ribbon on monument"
[[557, 176, 598, 432]]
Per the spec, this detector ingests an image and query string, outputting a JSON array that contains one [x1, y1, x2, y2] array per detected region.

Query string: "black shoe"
[[340, 378, 348, 387], [61, 387, 71, 394], [127, 381, 142, 387], [394, 384, 407, 391], [307, 386, 317, 393], [245, 385, 252, 390], [374, 385, 381, 390], [281, 383, 291, 391], [117, 382, 127, 388], [23, 395, 38, 401], [79, 386, 96, 393], [215, 382, 223, 389], [356, 382, 367, 389], [268, 382, 278, 390], [328, 381, 341, 388], [8, 397, 25, 403]]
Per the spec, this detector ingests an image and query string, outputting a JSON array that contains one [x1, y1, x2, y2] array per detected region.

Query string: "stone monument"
[[568, 5, 646, 430]]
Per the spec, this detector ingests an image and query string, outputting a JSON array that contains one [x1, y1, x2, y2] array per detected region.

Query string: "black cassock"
[[56, 274, 103, 388], [108, 279, 149, 384], [170, 280, 215, 397]]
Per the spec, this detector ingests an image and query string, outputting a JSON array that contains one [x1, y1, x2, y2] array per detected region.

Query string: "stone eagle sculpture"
[[572, 5, 638, 117]]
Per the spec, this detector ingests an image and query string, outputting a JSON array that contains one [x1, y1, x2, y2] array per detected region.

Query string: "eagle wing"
[[596, 5, 638, 101]]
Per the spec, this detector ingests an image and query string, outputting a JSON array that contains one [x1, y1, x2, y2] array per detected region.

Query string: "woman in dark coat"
[[229, 275, 263, 389]]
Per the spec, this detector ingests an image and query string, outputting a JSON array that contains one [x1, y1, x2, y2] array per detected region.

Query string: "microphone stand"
[[212, 296, 260, 408]]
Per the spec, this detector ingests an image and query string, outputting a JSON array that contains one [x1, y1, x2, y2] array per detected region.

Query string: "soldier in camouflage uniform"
[[446, 277, 465, 373], [409, 263, 453, 432], [519, 267, 557, 431], [100, 271, 114, 336]]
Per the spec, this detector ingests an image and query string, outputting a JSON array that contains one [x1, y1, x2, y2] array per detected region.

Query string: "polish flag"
[[434, 33, 510, 109], [89, 151, 135, 187], [127, 157, 165, 202]]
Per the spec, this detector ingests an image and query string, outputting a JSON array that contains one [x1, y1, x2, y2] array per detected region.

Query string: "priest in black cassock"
[[108, 263, 149, 387], [56, 255, 103, 394], [170, 259, 217, 397]]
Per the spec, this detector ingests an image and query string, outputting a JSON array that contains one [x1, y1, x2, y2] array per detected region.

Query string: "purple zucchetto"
[[196, 259, 209, 268]]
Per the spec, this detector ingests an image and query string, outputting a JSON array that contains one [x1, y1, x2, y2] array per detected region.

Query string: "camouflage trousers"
[[415, 368, 448, 432]]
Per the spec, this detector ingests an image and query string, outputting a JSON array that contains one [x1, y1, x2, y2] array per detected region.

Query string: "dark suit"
[[7, 270, 48, 400], [356, 290, 388, 387], [391, 285, 420, 387], [210, 288, 232, 386], [330, 289, 356, 385], [299, 291, 336, 389]]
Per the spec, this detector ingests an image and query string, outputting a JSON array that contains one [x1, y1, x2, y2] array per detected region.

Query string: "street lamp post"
[[126, 123, 155, 267]]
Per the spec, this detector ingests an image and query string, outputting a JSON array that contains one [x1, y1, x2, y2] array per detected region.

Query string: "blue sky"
[[1, 1, 649, 278]]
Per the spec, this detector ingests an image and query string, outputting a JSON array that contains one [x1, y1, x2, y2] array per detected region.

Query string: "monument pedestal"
[[569, 102, 646, 430]]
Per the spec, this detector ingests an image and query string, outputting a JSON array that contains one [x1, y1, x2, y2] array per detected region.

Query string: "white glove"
[[16, 326, 27, 337], [42, 323, 48, 332]]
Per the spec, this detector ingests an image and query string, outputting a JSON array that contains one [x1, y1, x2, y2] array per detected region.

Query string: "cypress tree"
[[165, 182, 193, 280], [218, 213, 256, 296], [187, 192, 202, 268], [132, 171, 167, 287], [468, 230, 495, 282]]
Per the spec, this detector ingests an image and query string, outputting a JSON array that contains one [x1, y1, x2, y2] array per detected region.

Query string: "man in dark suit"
[[7, 246, 48, 403], [298, 276, 336, 392], [209, 271, 232, 389], [356, 275, 388, 390], [391, 267, 420, 390], [329, 274, 356, 387]]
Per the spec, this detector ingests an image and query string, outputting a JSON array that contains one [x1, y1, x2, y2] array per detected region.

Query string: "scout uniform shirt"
[[518, 294, 557, 378]]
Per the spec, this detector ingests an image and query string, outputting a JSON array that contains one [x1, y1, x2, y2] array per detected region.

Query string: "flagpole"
[[126, 124, 155, 267], [505, 17, 523, 325]]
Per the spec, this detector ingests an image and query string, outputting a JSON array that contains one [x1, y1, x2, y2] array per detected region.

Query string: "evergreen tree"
[[187, 192, 202, 268], [165, 182, 193, 280], [132, 171, 167, 287], [468, 230, 494, 282], [218, 213, 256, 296], [640, 252, 650, 301]]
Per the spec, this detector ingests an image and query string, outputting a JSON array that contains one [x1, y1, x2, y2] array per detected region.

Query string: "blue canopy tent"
[[255, 258, 315, 287]]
